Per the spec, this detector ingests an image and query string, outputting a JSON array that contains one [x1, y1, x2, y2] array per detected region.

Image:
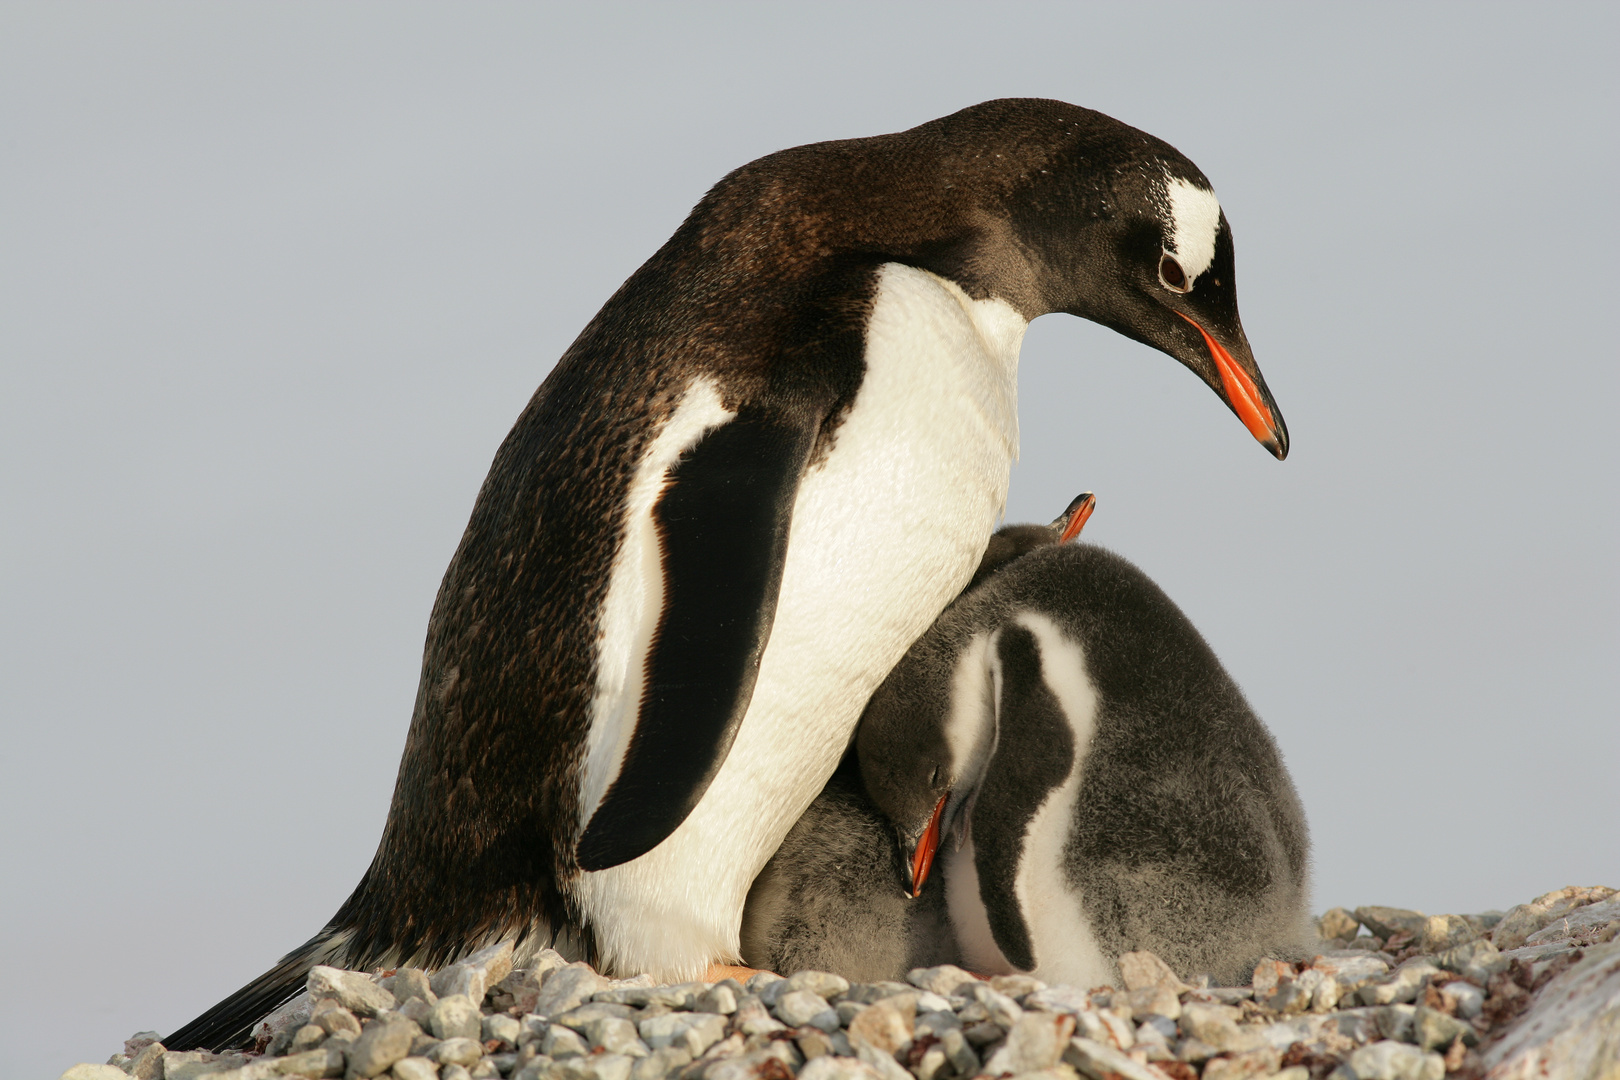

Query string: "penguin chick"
[[858, 543, 1313, 988]]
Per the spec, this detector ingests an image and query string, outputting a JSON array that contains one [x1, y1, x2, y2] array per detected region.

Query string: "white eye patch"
[[1163, 176, 1222, 282]]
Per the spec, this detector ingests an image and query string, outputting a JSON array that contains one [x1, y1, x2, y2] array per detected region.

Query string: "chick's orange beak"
[[909, 793, 948, 898]]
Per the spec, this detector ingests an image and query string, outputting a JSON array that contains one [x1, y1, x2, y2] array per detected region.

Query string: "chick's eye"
[[929, 766, 941, 787], [1159, 253, 1190, 293]]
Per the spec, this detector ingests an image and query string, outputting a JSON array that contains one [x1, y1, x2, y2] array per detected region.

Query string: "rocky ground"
[[61, 886, 1620, 1080]]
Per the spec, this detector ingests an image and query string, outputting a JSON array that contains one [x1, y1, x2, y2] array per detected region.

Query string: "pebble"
[[1416, 914, 1477, 953], [71, 884, 1620, 1080], [429, 993, 483, 1041], [1438, 980, 1484, 1019], [1353, 906, 1428, 940], [1319, 908, 1361, 941], [392, 1058, 438, 1080], [430, 941, 514, 1004], [534, 963, 611, 1017], [787, 971, 850, 1000], [638, 1010, 726, 1056], [306, 965, 396, 1018], [776, 990, 839, 1031], [346, 1012, 421, 1078], [1331, 1039, 1444, 1080]]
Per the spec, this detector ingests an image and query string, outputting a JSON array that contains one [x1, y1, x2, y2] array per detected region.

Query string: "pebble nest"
[[63, 886, 1620, 1080]]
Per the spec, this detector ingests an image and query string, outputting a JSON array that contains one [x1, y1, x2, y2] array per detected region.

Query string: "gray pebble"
[[905, 965, 978, 998], [840, 982, 913, 1005], [555, 1002, 637, 1029], [344, 1012, 421, 1078], [542, 1024, 590, 1058], [1438, 981, 1484, 1020], [534, 964, 611, 1017], [1435, 938, 1509, 983], [694, 983, 738, 1015], [441, 1065, 474, 1080], [795, 1028, 837, 1061], [313, 1006, 362, 1038], [430, 994, 484, 1041], [1320, 908, 1362, 941], [1412, 1006, 1476, 1052], [384, 968, 437, 1006], [730, 996, 786, 1037], [1358, 963, 1442, 1007], [307, 966, 396, 1019], [834, 1000, 866, 1026], [775, 989, 839, 1031], [1354, 907, 1429, 940], [484, 1012, 522, 1047], [1374, 1005, 1417, 1043], [581, 1016, 651, 1057], [391, 1057, 439, 1080], [629, 1046, 691, 1080], [787, 970, 851, 1001], [961, 1020, 1004, 1048], [797, 1057, 881, 1080], [637, 1011, 726, 1057], [1334, 1039, 1444, 1080], [397, 996, 433, 1026], [433, 1037, 487, 1068]]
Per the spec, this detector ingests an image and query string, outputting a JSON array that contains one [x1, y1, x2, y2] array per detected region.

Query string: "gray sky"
[[3, 3, 1615, 1075]]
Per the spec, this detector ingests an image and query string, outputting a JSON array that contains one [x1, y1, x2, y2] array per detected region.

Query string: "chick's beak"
[[1175, 312, 1288, 460], [905, 793, 949, 898]]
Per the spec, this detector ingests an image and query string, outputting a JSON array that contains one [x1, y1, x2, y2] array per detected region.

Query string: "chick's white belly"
[[572, 263, 1026, 979]]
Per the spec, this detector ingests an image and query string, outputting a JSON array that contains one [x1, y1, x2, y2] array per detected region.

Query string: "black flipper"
[[163, 925, 347, 1052], [973, 624, 1075, 972], [575, 405, 816, 872]]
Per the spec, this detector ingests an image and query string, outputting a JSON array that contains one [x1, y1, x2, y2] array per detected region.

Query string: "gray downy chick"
[[860, 537, 1313, 987]]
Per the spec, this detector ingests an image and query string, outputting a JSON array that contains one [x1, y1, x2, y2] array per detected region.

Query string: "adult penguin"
[[167, 98, 1287, 1050]]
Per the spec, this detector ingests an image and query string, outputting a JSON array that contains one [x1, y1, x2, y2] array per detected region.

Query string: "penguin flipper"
[[576, 406, 816, 872]]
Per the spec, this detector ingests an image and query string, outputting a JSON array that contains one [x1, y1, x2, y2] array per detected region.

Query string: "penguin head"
[[1017, 155, 1289, 460], [965, 491, 1094, 594], [932, 100, 1287, 459], [856, 645, 994, 900]]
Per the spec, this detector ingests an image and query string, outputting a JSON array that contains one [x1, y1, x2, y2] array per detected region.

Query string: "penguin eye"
[[929, 766, 941, 787], [1159, 253, 1190, 293]]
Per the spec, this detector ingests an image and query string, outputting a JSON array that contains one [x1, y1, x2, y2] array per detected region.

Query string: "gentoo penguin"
[[858, 540, 1313, 987], [740, 496, 1094, 980], [167, 98, 1288, 1049]]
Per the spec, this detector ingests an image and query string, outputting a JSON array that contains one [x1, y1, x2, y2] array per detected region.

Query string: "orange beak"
[[908, 793, 948, 898], [1176, 312, 1286, 458], [1057, 492, 1096, 544]]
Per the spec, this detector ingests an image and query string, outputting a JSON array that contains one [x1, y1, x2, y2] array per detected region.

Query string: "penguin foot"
[[704, 962, 768, 983]]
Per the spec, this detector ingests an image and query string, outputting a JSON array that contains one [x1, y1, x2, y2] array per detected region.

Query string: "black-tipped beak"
[[1051, 492, 1096, 543], [1175, 312, 1289, 460], [903, 794, 948, 898]]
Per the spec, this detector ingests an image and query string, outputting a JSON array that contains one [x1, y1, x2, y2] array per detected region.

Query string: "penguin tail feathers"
[[164, 926, 353, 1053]]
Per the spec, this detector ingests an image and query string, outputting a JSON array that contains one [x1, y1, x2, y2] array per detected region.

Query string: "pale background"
[[3, 3, 1615, 1076]]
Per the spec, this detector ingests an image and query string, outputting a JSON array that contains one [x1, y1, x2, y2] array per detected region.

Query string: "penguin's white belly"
[[573, 262, 1028, 979]]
